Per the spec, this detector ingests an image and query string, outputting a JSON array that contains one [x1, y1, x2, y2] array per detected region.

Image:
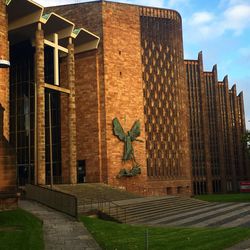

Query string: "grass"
[[195, 193, 250, 202], [0, 209, 44, 250], [81, 216, 250, 250]]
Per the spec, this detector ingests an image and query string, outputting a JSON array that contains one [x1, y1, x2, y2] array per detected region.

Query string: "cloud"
[[219, 0, 250, 8], [185, 2, 250, 42], [189, 11, 215, 25], [223, 4, 250, 35], [239, 47, 250, 56]]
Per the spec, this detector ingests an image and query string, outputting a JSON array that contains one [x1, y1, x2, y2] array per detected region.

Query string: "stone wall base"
[[110, 178, 192, 197], [0, 194, 18, 211]]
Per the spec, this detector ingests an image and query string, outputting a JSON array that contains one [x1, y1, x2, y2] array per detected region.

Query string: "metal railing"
[[78, 197, 127, 223], [25, 184, 78, 218]]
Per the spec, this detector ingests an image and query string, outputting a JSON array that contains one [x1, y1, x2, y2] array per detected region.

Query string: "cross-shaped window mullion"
[[44, 33, 69, 86]]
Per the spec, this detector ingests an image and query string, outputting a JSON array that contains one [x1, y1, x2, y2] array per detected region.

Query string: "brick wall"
[[101, 2, 147, 187], [74, 50, 102, 183], [48, 2, 193, 194], [0, 0, 9, 140], [140, 7, 192, 194], [0, 1, 16, 194], [47, 3, 108, 183]]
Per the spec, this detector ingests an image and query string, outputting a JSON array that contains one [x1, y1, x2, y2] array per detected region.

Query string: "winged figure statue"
[[113, 117, 142, 162]]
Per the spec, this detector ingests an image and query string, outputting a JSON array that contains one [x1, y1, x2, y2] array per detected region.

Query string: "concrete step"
[[160, 203, 249, 227], [107, 203, 211, 224], [146, 202, 234, 225], [106, 200, 207, 218], [101, 197, 212, 224], [107, 197, 207, 212], [120, 199, 207, 213]]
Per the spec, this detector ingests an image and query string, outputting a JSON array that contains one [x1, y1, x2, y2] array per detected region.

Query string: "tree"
[[243, 130, 250, 156]]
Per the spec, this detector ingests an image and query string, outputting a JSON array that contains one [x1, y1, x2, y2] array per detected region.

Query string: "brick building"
[[0, 0, 100, 196], [0, 0, 247, 199], [185, 53, 248, 194], [49, 1, 192, 195]]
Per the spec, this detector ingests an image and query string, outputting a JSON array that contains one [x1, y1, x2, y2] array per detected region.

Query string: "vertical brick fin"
[[35, 27, 46, 185], [217, 78, 235, 191], [198, 52, 213, 193], [223, 76, 237, 191], [229, 85, 243, 181], [185, 55, 213, 194], [68, 43, 77, 184], [237, 92, 249, 179]]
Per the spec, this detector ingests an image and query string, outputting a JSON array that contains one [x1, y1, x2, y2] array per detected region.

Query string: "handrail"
[[26, 184, 78, 218], [79, 196, 127, 223]]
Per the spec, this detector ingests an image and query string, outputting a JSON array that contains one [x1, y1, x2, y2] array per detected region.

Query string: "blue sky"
[[37, 0, 250, 129]]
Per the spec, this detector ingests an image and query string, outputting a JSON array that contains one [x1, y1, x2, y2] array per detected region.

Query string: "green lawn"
[[81, 216, 250, 250], [0, 209, 44, 250], [195, 193, 250, 202]]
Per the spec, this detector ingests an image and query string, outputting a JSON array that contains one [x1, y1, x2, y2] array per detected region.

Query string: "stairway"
[[55, 183, 141, 203], [102, 196, 212, 224]]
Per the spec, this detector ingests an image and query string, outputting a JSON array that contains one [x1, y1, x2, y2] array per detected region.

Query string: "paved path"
[[19, 200, 101, 250]]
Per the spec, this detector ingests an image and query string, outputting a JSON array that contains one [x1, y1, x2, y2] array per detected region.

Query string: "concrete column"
[[67, 39, 77, 184], [35, 23, 46, 185]]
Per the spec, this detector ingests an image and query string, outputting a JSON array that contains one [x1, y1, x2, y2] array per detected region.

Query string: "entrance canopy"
[[7, 0, 100, 53]]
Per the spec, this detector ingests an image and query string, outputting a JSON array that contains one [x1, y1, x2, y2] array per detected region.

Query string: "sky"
[[37, 0, 250, 129]]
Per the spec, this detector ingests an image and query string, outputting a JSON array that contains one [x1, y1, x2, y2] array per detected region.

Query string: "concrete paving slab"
[[19, 200, 101, 250]]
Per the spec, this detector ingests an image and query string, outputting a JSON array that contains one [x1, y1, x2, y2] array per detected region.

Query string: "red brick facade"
[[185, 54, 248, 194], [0, 1, 247, 198], [0, 1, 17, 208], [0, 0, 9, 140], [49, 1, 192, 195]]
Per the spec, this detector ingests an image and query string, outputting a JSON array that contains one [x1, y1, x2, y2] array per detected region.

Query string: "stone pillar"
[[67, 39, 77, 184], [35, 23, 46, 185]]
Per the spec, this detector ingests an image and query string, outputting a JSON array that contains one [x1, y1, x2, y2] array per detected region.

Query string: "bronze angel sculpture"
[[113, 117, 142, 177]]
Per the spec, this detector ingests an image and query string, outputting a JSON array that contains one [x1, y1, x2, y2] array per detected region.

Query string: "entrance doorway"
[[77, 160, 86, 183]]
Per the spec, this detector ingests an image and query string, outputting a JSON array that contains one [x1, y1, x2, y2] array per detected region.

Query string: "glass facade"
[[10, 41, 35, 186], [10, 41, 62, 186]]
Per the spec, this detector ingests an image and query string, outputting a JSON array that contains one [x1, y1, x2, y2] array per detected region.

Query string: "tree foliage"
[[243, 130, 250, 156]]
